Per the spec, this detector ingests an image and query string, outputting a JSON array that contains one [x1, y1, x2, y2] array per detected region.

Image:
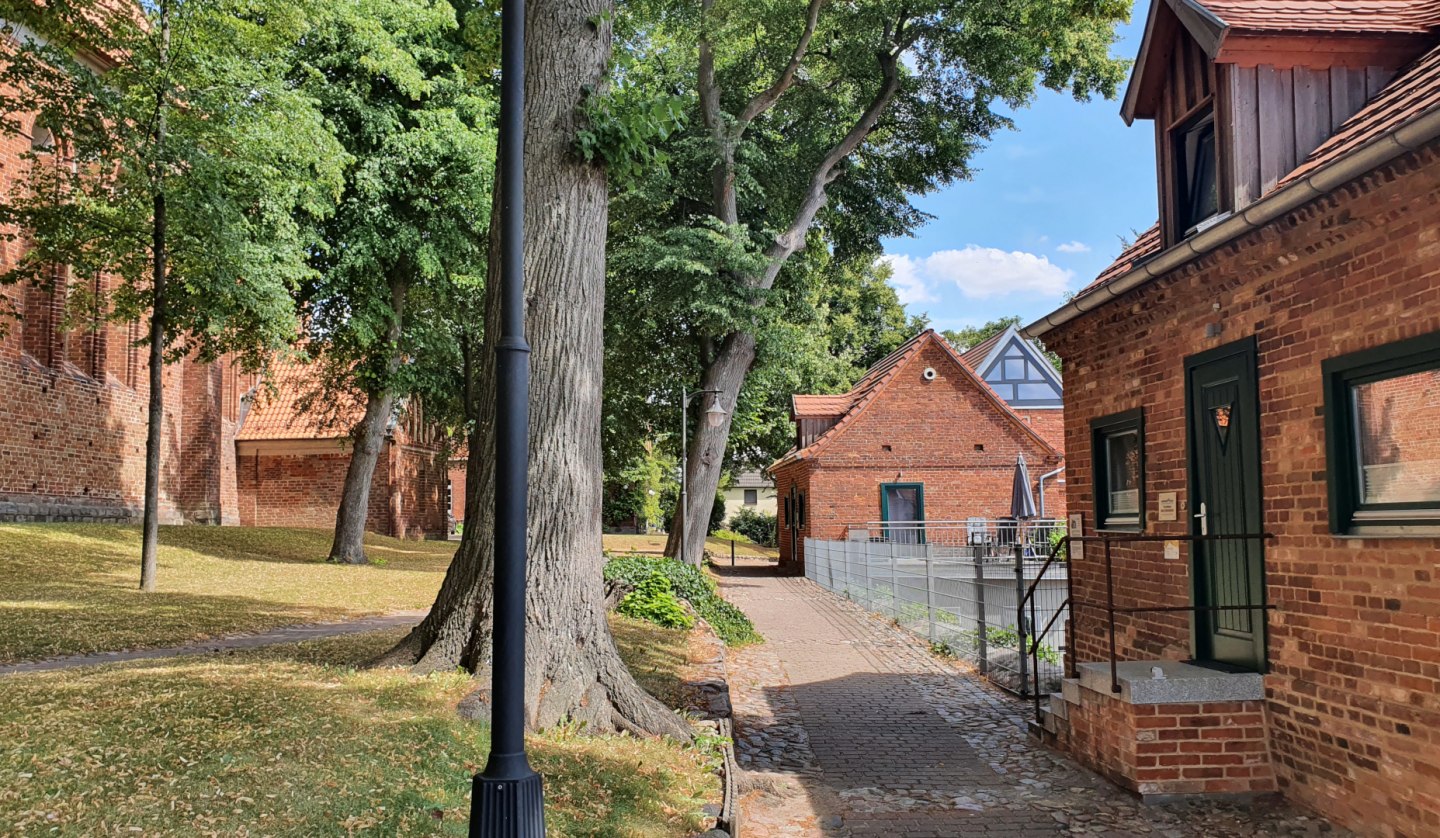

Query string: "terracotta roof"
[[235, 358, 364, 441], [958, 330, 1006, 369], [1082, 225, 1163, 294], [792, 394, 853, 418], [770, 331, 1059, 471], [1078, 39, 1440, 301], [1196, 0, 1440, 33]]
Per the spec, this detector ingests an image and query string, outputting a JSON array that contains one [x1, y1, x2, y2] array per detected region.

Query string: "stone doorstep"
[[1070, 661, 1265, 705]]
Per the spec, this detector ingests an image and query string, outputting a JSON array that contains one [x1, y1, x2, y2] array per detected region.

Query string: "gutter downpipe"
[[1023, 106, 1440, 339], [1038, 465, 1064, 519]]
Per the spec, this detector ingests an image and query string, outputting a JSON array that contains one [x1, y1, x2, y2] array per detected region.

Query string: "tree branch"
[[736, 0, 826, 128], [757, 47, 904, 288]]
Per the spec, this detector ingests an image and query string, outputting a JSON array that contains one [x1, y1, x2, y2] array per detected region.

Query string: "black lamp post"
[[469, 0, 544, 831]]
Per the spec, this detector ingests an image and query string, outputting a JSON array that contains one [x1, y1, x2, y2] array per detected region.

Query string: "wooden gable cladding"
[[1222, 63, 1395, 205], [1154, 22, 1218, 246]]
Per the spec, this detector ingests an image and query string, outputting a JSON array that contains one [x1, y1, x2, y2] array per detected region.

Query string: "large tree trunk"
[[328, 278, 408, 564], [375, 0, 687, 738], [663, 333, 752, 565]]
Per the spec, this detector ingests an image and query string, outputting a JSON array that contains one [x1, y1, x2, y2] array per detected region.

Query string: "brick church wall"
[[1044, 145, 1440, 836]]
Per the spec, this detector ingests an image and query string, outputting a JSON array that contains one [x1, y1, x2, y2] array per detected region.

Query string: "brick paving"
[[715, 558, 1348, 837]]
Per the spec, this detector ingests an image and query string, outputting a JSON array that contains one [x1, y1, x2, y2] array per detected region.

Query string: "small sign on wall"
[[1164, 540, 1180, 560], [1157, 492, 1178, 522], [1068, 513, 1084, 561]]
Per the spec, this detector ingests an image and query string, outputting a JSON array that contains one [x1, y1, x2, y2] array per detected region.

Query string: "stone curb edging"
[[680, 610, 741, 838]]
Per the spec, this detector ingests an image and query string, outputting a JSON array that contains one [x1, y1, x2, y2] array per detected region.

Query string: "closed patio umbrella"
[[1009, 453, 1037, 520]]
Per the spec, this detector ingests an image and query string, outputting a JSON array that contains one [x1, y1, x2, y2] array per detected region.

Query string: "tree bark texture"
[[328, 277, 409, 564], [376, 0, 687, 739]]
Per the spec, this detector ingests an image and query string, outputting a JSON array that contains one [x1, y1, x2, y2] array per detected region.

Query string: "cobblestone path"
[[716, 558, 1345, 838]]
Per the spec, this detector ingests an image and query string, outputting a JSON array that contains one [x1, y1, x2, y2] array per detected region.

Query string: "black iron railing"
[[1017, 532, 1276, 725]]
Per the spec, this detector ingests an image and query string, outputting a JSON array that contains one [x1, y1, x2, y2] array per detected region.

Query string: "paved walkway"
[[715, 558, 1345, 837], [0, 610, 427, 676]]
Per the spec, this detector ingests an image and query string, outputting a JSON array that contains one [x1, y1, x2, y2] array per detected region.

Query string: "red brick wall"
[[236, 440, 447, 539], [448, 460, 467, 526], [1062, 694, 1276, 797], [1045, 145, 1440, 836], [0, 95, 246, 525], [390, 444, 445, 539], [775, 341, 1065, 571]]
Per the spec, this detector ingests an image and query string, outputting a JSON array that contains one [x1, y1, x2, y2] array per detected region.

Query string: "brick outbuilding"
[[769, 329, 1065, 573], [1023, 2, 1440, 835], [234, 360, 451, 540]]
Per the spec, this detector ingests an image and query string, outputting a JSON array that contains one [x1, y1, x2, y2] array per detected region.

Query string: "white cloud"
[[879, 254, 937, 305], [1056, 240, 1091, 254], [920, 246, 1074, 299], [881, 246, 1074, 304]]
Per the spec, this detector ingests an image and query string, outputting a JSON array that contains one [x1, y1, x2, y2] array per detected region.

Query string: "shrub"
[[604, 555, 761, 646], [615, 567, 693, 629], [727, 508, 776, 547]]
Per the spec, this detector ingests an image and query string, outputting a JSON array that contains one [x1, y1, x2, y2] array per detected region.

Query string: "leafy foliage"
[[727, 508, 777, 548], [615, 567, 694, 629], [604, 555, 761, 646], [0, 0, 345, 364], [289, 0, 495, 434]]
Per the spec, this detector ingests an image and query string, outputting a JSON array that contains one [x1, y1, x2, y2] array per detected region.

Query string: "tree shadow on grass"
[[0, 634, 712, 837], [1, 521, 454, 568]]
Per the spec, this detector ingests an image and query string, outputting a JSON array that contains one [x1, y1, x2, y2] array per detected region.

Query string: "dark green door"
[[1186, 338, 1266, 671]]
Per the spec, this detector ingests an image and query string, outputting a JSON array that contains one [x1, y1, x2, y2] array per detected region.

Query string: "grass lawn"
[[0, 524, 456, 664], [602, 532, 777, 560], [0, 625, 716, 836]]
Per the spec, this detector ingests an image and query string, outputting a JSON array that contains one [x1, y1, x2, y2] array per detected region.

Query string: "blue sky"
[[881, 5, 1157, 333]]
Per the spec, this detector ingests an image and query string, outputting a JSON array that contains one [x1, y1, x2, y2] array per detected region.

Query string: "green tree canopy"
[[287, 0, 496, 563]]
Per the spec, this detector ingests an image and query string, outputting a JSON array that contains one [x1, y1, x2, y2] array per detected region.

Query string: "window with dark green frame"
[[1092, 409, 1145, 531], [1323, 331, 1440, 536], [880, 483, 924, 544]]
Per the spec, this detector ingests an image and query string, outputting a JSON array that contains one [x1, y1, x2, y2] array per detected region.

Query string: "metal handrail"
[[1021, 532, 1277, 726]]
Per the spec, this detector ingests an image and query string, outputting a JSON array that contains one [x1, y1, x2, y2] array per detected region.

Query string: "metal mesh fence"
[[805, 521, 1068, 697]]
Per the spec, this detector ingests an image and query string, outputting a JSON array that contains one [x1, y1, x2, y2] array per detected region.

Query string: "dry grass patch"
[[0, 629, 716, 836], [0, 524, 454, 663], [602, 532, 776, 559]]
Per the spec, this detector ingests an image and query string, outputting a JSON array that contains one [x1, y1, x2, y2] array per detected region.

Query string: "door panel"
[[1186, 338, 1266, 671]]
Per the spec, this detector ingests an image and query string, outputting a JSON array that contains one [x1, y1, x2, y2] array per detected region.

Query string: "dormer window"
[[1174, 109, 1218, 235]]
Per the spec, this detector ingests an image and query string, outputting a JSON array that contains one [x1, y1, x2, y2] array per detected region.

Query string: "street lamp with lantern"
[[678, 387, 727, 564]]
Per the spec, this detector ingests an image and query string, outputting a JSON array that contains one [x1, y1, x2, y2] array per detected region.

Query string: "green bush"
[[727, 508, 777, 547], [604, 555, 761, 646], [616, 568, 693, 629]]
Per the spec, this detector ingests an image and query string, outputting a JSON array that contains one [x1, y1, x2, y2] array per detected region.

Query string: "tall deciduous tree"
[[614, 0, 1130, 564], [290, 0, 495, 564], [377, 0, 687, 737], [0, 0, 344, 590]]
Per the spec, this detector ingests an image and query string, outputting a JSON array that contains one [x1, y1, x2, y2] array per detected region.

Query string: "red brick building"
[[770, 329, 1065, 572], [1023, 2, 1440, 834], [234, 360, 450, 540]]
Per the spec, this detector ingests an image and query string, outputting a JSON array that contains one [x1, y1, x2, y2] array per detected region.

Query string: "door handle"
[[1194, 501, 1208, 536]]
